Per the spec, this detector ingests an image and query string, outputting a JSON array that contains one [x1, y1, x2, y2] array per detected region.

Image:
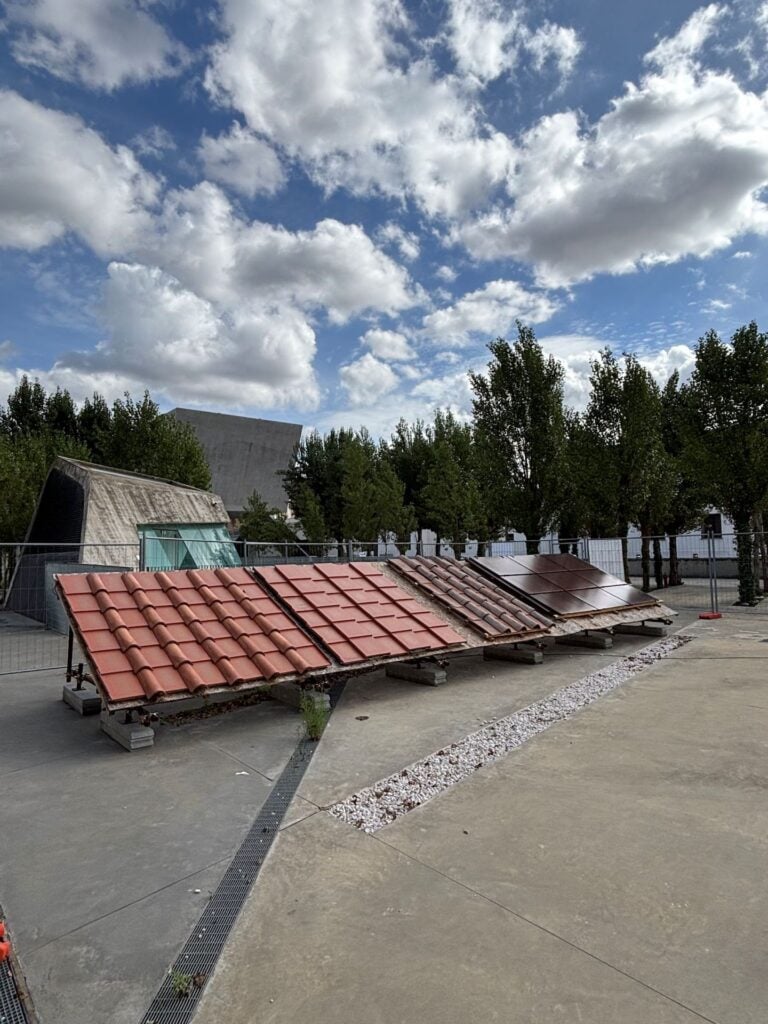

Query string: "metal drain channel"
[[140, 683, 345, 1024], [0, 907, 31, 1024]]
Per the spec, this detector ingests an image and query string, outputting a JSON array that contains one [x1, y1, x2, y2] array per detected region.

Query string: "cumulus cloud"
[[377, 223, 420, 262], [458, 6, 768, 286], [422, 279, 559, 346], [131, 125, 177, 159], [339, 353, 399, 406], [5, 0, 187, 89], [57, 262, 321, 409], [435, 265, 458, 282], [361, 328, 415, 361], [198, 122, 285, 198], [732, 249, 753, 258], [0, 93, 421, 409], [447, 0, 581, 85], [205, 0, 516, 217], [0, 90, 158, 254]]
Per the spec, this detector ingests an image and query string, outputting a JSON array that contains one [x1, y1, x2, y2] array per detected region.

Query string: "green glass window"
[[139, 523, 240, 570]]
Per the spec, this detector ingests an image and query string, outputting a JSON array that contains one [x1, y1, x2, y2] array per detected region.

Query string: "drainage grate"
[[0, 908, 30, 1024], [140, 680, 346, 1024]]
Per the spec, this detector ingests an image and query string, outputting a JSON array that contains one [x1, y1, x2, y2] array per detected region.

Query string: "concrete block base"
[[483, 645, 543, 664], [100, 711, 155, 751], [385, 661, 447, 686], [614, 622, 668, 637], [556, 632, 613, 650], [269, 682, 331, 712], [62, 682, 102, 715]]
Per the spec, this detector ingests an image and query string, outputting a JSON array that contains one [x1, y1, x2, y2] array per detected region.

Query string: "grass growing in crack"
[[300, 693, 329, 741], [171, 970, 193, 998]]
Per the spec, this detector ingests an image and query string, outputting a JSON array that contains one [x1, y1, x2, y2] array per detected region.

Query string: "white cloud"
[[131, 125, 176, 159], [339, 353, 399, 406], [58, 262, 320, 410], [0, 93, 420, 409], [135, 183, 420, 324], [377, 223, 420, 262], [422, 279, 559, 346], [703, 297, 732, 312], [435, 265, 457, 282], [205, 0, 516, 217], [0, 340, 16, 363], [458, 6, 768, 286], [446, 0, 581, 85], [361, 328, 414, 361], [0, 90, 159, 254], [732, 249, 753, 258], [645, 4, 724, 70], [5, 0, 187, 89], [198, 122, 285, 198]]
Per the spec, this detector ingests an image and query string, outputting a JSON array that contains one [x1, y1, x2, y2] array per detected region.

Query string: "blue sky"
[[1, 0, 768, 434]]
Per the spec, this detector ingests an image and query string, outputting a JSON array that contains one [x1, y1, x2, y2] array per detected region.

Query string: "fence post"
[[138, 533, 146, 572], [706, 527, 717, 614]]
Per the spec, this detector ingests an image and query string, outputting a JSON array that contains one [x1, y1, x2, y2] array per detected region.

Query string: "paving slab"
[[379, 624, 768, 1024], [0, 667, 300, 1024], [194, 813, 702, 1024]]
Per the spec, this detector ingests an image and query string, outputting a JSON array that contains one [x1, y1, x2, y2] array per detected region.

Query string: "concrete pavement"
[[0, 669, 301, 1024], [195, 614, 768, 1024]]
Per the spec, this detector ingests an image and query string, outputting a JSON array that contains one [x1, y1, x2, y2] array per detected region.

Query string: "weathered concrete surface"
[[197, 615, 767, 1024], [297, 627, 695, 808], [0, 668, 300, 1024]]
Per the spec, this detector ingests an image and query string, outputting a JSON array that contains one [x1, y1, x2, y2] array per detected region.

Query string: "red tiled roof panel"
[[251, 562, 465, 663], [388, 556, 554, 639], [470, 554, 657, 618], [56, 566, 332, 705]]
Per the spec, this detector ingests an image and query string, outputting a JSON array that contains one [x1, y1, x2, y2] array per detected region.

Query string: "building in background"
[[167, 408, 302, 522], [4, 457, 237, 624]]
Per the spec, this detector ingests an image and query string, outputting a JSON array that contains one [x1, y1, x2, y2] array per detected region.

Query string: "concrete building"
[[167, 408, 302, 520], [5, 457, 237, 623]]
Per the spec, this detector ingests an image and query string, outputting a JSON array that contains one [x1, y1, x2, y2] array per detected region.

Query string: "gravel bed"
[[328, 633, 693, 833]]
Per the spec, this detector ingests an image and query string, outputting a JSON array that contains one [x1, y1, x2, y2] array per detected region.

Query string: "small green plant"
[[299, 692, 329, 741], [171, 970, 193, 998]]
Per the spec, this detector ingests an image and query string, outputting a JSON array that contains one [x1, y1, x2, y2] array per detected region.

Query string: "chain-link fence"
[[3, 530, 765, 676]]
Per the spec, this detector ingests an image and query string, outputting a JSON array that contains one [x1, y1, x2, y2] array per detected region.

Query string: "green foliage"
[[101, 393, 210, 488], [238, 491, 297, 543], [0, 430, 89, 542], [170, 970, 192, 998], [299, 693, 329, 740], [683, 322, 768, 602], [470, 325, 566, 550], [296, 484, 328, 543]]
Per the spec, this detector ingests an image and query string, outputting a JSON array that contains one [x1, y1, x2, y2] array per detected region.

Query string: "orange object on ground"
[[698, 611, 723, 619], [0, 940, 10, 962]]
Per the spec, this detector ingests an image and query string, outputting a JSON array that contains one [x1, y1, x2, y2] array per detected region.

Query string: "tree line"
[[0, 378, 210, 544], [4, 321, 768, 604], [242, 321, 768, 604]]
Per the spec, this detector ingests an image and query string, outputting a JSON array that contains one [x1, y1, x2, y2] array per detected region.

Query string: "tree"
[[238, 491, 297, 544], [422, 439, 485, 549], [381, 419, 435, 527], [371, 460, 416, 542], [470, 325, 566, 551], [0, 430, 89, 542], [584, 352, 673, 585], [340, 438, 378, 543], [283, 428, 358, 541], [683, 323, 768, 604], [296, 484, 328, 544], [102, 393, 210, 489], [659, 372, 706, 586], [78, 393, 112, 462]]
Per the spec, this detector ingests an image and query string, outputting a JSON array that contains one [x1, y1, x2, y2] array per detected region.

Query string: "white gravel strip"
[[328, 634, 692, 833]]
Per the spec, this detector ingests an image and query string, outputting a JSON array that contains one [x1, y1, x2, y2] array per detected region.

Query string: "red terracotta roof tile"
[[388, 556, 554, 639], [253, 562, 464, 663], [56, 567, 332, 706]]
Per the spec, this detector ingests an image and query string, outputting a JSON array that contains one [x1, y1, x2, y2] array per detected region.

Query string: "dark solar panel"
[[469, 554, 657, 618]]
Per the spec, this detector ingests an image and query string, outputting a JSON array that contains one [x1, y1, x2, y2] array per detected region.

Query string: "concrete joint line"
[[329, 635, 693, 833], [373, 834, 722, 1024]]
